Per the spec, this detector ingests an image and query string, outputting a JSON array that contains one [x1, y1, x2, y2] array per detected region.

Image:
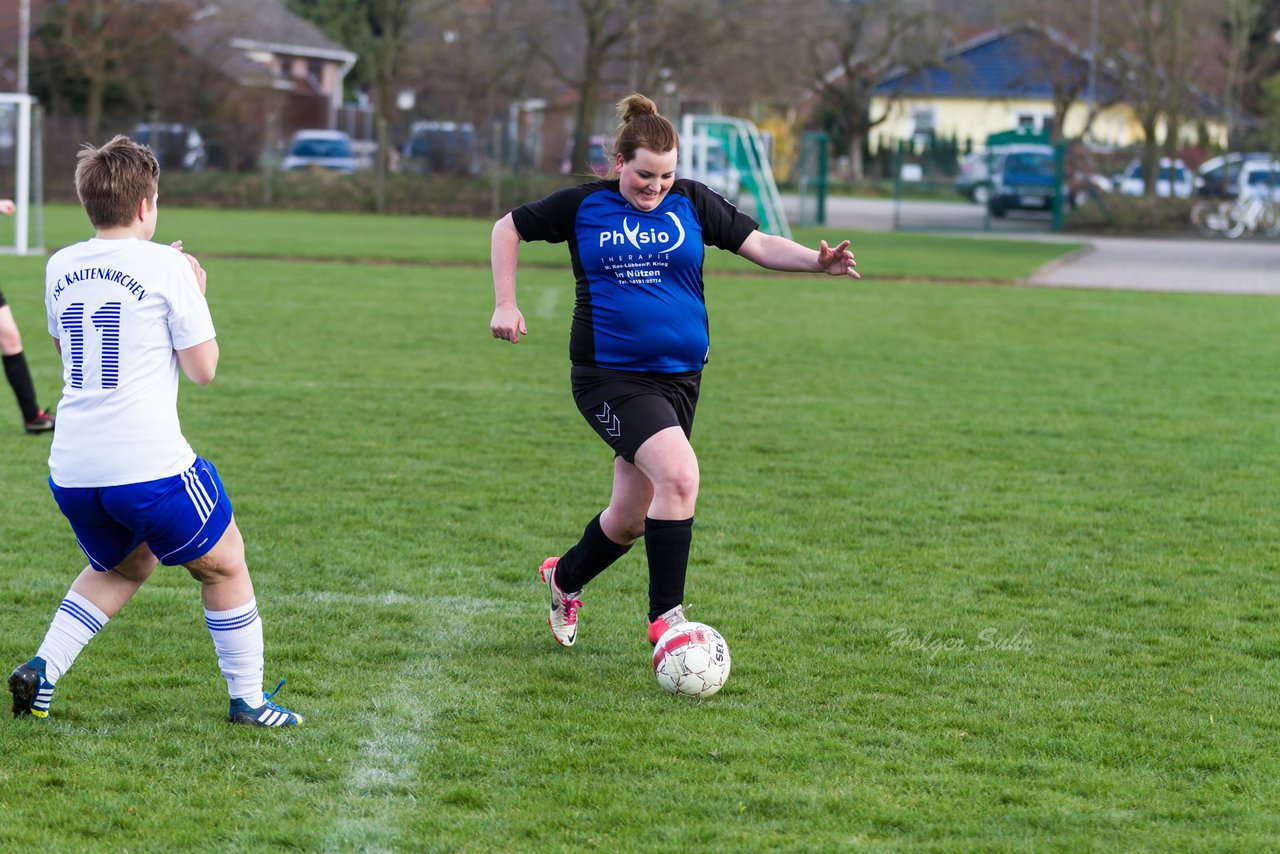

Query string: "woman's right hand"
[[491, 304, 528, 343]]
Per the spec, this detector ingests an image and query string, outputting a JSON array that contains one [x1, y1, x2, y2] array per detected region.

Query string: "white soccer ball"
[[652, 621, 731, 698]]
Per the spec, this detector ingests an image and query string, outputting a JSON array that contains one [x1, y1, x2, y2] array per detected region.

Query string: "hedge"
[[1064, 193, 1195, 235], [45, 169, 583, 219]]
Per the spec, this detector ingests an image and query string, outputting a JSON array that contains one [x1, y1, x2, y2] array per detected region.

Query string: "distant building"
[[174, 0, 357, 134], [0, 1, 356, 135], [863, 25, 1223, 151]]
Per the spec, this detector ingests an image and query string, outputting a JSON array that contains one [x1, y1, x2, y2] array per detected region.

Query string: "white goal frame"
[[0, 93, 42, 256]]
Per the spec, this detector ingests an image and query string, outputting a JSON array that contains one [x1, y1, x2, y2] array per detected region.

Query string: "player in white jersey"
[[8, 135, 302, 727]]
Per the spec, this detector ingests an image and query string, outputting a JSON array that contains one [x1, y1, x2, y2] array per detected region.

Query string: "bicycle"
[[1190, 194, 1280, 239], [1222, 193, 1280, 238], [1190, 197, 1234, 237]]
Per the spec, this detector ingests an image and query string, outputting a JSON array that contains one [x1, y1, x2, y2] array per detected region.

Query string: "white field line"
[[306, 591, 507, 850], [319, 654, 439, 853]]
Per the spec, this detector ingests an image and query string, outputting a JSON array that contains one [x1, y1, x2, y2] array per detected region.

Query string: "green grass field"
[[2, 208, 1278, 851]]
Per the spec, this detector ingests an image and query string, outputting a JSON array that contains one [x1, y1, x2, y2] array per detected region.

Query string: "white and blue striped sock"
[[205, 599, 265, 706], [36, 590, 109, 684]]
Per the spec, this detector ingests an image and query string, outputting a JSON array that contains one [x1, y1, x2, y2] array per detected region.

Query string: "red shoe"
[[23, 410, 54, 435], [647, 605, 687, 645], [540, 557, 582, 647]]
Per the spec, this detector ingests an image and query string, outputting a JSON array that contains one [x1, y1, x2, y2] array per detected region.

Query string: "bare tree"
[[1111, 0, 1220, 195], [42, 0, 191, 134], [995, 0, 1130, 144], [1220, 0, 1280, 149], [403, 0, 546, 126], [628, 0, 810, 115], [796, 0, 952, 180], [290, 0, 425, 208], [520, 0, 645, 176]]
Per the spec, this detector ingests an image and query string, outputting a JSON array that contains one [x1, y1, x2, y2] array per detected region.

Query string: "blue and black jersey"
[[511, 179, 759, 374]]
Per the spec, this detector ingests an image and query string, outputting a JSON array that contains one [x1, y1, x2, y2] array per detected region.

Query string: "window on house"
[[910, 108, 936, 143], [1014, 112, 1053, 135]]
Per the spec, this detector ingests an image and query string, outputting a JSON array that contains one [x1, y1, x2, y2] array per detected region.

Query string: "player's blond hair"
[[608, 93, 678, 178], [74, 135, 160, 228]]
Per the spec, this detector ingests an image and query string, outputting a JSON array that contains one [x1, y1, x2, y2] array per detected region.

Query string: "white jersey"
[[45, 237, 216, 488]]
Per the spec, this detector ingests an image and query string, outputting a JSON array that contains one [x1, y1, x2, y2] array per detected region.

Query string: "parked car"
[[987, 144, 1058, 217], [1237, 160, 1280, 201], [1195, 152, 1273, 197], [1117, 158, 1193, 198], [132, 123, 206, 172], [281, 130, 361, 173], [561, 134, 610, 176], [401, 121, 480, 175], [954, 150, 994, 204]]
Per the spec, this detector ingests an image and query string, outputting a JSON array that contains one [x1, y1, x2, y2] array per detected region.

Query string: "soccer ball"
[[652, 622, 731, 698]]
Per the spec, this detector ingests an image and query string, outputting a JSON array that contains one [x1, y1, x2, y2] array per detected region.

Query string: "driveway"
[[785, 195, 1280, 296]]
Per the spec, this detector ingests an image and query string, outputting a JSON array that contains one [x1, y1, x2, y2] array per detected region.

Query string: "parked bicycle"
[[1190, 194, 1280, 239]]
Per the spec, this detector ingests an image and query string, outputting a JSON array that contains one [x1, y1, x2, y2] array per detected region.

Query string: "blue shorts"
[[49, 457, 234, 571]]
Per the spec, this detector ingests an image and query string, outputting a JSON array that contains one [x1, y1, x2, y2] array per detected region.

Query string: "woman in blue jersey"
[[491, 93, 859, 650]]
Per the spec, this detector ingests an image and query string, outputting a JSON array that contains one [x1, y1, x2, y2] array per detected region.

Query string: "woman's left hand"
[[818, 240, 859, 278]]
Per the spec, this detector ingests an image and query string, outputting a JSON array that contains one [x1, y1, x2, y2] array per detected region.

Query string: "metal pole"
[[1087, 0, 1098, 112], [892, 145, 902, 231], [16, 97, 30, 255], [19, 0, 30, 94]]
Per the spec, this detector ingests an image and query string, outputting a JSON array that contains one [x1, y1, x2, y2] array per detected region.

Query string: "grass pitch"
[[1, 209, 1277, 851]]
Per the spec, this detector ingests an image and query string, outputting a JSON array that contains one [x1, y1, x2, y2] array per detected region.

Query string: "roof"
[[874, 25, 1119, 101], [173, 0, 356, 88]]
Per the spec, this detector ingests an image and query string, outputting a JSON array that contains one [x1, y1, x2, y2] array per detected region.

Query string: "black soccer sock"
[[645, 516, 693, 621], [3, 351, 42, 421], [553, 512, 633, 593]]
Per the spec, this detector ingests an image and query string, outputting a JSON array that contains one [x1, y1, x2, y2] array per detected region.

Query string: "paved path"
[[784, 195, 1280, 296], [1024, 235, 1280, 295]]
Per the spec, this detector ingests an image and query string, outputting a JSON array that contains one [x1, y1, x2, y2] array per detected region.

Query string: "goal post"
[[792, 131, 829, 227], [0, 93, 43, 256], [680, 114, 792, 239]]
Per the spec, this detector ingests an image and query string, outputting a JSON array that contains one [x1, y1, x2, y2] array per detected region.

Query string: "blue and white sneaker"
[[9, 657, 55, 719], [227, 679, 304, 727]]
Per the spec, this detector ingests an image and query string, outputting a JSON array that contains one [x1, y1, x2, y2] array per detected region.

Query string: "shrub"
[[46, 169, 582, 218], [1064, 193, 1194, 235]]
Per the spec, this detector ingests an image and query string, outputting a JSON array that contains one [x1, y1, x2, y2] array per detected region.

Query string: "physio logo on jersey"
[[599, 213, 686, 254]]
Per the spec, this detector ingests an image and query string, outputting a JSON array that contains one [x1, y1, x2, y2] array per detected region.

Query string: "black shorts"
[[0, 288, 7, 308], [571, 366, 702, 463]]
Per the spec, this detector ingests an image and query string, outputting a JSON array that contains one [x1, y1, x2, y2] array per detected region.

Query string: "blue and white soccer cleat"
[[9, 657, 55, 719], [227, 679, 304, 727]]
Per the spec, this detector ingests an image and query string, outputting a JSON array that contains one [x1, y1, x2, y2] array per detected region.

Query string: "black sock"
[[645, 516, 693, 621], [553, 512, 632, 593], [3, 352, 41, 421]]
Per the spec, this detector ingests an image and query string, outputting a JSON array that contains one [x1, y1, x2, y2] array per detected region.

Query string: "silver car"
[[281, 130, 360, 173]]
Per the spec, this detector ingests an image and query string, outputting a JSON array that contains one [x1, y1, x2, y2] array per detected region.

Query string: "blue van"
[[401, 121, 480, 175], [987, 145, 1057, 217]]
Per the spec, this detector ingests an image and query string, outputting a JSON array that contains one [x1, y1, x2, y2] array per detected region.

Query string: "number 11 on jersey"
[[61, 301, 122, 389]]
